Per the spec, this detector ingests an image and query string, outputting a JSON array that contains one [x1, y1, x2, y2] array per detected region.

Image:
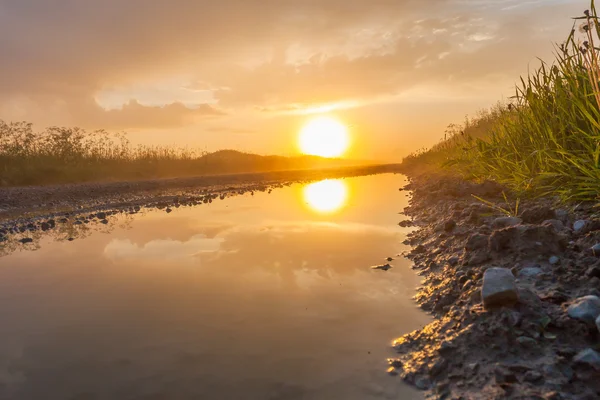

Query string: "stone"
[[443, 220, 457, 232], [542, 219, 564, 232], [465, 234, 489, 251], [549, 256, 560, 265], [448, 256, 460, 266], [597, 314, 600, 334], [96, 212, 106, 220], [521, 206, 555, 224], [482, 268, 518, 309], [516, 336, 537, 347], [574, 220, 588, 233], [524, 370, 543, 383], [100, 219, 109, 225], [518, 265, 544, 278], [492, 216, 523, 229], [165, 208, 173, 213], [586, 266, 600, 278], [567, 295, 600, 325], [592, 244, 600, 257], [40, 222, 50, 231], [573, 348, 600, 370], [19, 238, 33, 244]]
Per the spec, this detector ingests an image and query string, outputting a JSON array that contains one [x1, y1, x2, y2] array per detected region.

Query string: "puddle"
[[0, 173, 430, 400]]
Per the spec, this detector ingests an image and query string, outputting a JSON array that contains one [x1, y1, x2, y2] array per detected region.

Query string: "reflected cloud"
[[303, 179, 348, 213], [104, 235, 225, 262]]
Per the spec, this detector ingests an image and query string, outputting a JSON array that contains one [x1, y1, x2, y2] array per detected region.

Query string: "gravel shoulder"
[[390, 174, 600, 399]]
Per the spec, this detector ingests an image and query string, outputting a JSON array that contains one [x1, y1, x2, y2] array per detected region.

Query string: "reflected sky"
[[0, 173, 429, 400]]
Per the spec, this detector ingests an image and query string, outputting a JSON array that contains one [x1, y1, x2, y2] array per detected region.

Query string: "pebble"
[[492, 216, 522, 229], [542, 219, 564, 231], [573, 348, 600, 370], [573, 220, 588, 233], [482, 267, 518, 309], [549, 256, 560, 265], [592, 244, 600, 257], [516, 336, 537, 347], [597, 314, 600, 334], [586, 266, 600, 278], [465, 233, 489, 251], [518, 266, 544, 278], [567, 295, 600, 325], [19, 238, 33, 244]]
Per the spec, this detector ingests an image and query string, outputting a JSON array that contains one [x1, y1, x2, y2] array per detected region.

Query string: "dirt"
[[389, 174, 600, 399]]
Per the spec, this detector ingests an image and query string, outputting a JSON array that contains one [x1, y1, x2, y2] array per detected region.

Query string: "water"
[[0, 173, 430, 400]]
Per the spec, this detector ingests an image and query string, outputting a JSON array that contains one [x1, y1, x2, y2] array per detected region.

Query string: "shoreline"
[[389, 173, 600, 399], [0, 163, 400, 221]]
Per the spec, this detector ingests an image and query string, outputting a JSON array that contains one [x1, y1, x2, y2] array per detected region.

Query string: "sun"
[[299, 116, 350, 158], [303, 179, 348, 213]]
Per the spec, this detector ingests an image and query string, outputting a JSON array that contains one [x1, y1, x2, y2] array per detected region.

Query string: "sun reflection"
[[303, 179, 348, 213]]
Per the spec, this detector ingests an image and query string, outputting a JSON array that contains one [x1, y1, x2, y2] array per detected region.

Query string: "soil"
[[390, 174, 600, 399]]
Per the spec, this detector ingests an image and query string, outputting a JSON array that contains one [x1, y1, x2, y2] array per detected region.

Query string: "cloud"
[[0, 0, 584, 132]]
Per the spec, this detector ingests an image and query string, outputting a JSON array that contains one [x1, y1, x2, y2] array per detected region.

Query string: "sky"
[[0, 0, 585, 160]]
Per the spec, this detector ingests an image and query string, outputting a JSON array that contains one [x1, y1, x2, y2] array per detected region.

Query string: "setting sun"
[[299, 116, 350, 158]]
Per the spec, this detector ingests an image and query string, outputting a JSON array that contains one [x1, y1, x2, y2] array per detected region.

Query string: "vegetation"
[[0, 120, 353, 187], [402, 2, 600, 202]]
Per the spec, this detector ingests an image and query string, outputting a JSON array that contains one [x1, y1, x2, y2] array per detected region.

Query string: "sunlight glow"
[[303, 179, 348, 213], [299, 116, 350, 158]]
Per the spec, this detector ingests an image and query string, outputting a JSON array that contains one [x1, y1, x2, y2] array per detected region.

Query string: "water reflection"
[[0, 174, 427, 400], [303, 179, 348, 213]]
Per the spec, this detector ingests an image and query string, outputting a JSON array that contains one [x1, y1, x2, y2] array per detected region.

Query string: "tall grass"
[[402, 2, 600, 202], [0, 121, 346, 186]]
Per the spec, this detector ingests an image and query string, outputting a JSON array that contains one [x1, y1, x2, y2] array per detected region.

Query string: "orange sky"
[[0, 0, 582, 160]]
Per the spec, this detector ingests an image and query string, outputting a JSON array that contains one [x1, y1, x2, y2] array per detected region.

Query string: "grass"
[[401, 1, 600, 203], [0, 120, 352, 187]]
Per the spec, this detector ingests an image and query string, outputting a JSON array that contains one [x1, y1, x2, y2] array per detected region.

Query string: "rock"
[[96, 212, 106, 220], [386, 257, 394, 262], [165, 208, 173, 213], [371, 264, 392, 271], [413, 244, 426, 254], [592, 244, 600, 257], [414, 376, 431, 390], [573, 348, 600, 370], [588, 266, 600, 279], [542, 219, 565, 232], [549, 256, 560, 265], [40, 222, 50, 231], [448, 256, 460, 266], [518, 266, 544, 278], [482, 268, 518, 309], [100, 219, 109, 225], [465, 234, 489, 251], [492, 216, 522, 229], [443, 220, 456, 232], [524, 370, 543, 383], [399, 220, 413, 227], [574, 220, 588, 233], [516, 336, 537, 347], [19, 238, 33, 244], [567, 295, 600, 324], [597, 314, 600, 334], [521, 206, 555, 224]]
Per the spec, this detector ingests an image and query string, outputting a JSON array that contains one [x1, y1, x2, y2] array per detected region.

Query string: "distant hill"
[[198, 150, 362, 174]]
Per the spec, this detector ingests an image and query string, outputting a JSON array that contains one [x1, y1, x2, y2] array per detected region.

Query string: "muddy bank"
[[391, 174, 600, 399], [0, 163, 399, 220]]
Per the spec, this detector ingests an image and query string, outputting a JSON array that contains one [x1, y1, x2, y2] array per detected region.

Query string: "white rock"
[[567, 295, 600, 325], [482, 268, 518, 309]]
